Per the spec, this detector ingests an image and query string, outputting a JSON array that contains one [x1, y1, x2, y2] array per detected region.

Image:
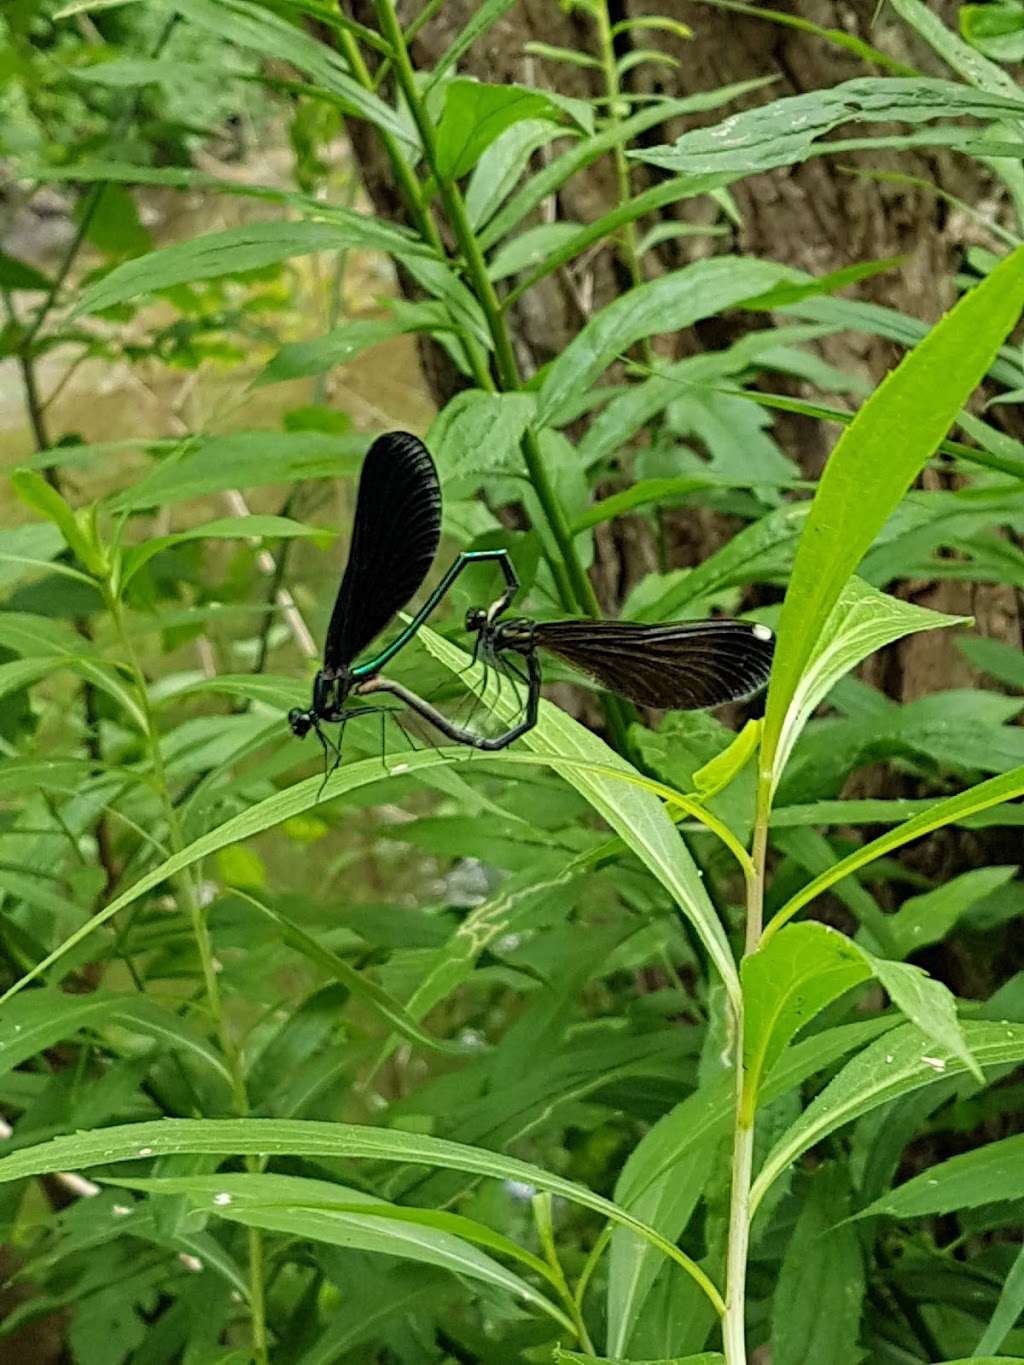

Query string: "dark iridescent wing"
[[534, 618, 774, 709], [323, 432, 441, 672]]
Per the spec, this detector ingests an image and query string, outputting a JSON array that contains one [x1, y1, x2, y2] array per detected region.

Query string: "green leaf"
[[536, 257, 796, 427], [554, 1353, 722, 1364], [861, 1132, 1024, 1219], [760, 242, 1024, 792], [487, 222, 586, 281], [425, 0, 519, 86], [74, 218, 428, 316], [958, 633, 1024, 688], [428, 390, 535, 484], [692, 720, 762, 800], [0, 251, 54, 291], [770, 767, 1024, 937], [105, 430, 365, 512], [477, 81, 773, 252], [868, 956, 982, 1082], [975, 1240, 1024, 1355], [172, 0, 413, 144], [742, 923, 871, 1118], [0, 990, 231, 1087], [771, 576, 969, 789], [257, 315, 425, 386], [0, 1117, 722, 1312], [962, 0, 1024, 61], [417, 625, 741, 1007], [770, 1165, 864, 1365], [641, 502, 810, 620], [632, 77, 1024, 175], [886, 866, 1019, 957], [114, 1172, 571, 1328], [238, 894, 465, 1056], [435, 81, 567, 180], [752, 1020, 1024, 1212], [120, 515, 320, 586], [10, 469, 104, 574]]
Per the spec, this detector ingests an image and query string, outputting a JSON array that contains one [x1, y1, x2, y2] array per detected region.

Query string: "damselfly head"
[[289, 708, 314, 738], [465, 606, 488, 633]]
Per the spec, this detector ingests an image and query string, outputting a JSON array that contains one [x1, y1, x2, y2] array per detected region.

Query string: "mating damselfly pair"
[[289, 432, 775, 776]]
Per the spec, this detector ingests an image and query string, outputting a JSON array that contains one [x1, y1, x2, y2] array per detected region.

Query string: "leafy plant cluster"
[[1, 1, 1024, 1364]]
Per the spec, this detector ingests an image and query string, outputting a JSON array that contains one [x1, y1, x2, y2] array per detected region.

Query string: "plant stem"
[[108, 592, 269, 1363], [722, 774, 772, 1362]]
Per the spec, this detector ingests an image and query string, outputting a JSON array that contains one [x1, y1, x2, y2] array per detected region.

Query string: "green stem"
[[107, 591, 269, 1363], [722, 773, 771, 1362], [592, 3, 654, 371]]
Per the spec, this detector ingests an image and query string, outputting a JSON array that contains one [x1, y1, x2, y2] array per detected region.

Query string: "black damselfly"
[[357, 556, 775, 750], [289, 431, 516, 771]]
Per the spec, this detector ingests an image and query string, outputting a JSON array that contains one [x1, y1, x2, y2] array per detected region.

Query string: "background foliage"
[[1, 1, 1023, 1363]]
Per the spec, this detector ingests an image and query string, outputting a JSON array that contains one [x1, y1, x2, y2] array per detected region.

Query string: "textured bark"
[[344, 0, 1022, 930]]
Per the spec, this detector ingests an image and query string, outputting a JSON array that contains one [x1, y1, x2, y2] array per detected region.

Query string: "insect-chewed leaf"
[[534, 618, 774, 709], [323, 432, 441, 672]]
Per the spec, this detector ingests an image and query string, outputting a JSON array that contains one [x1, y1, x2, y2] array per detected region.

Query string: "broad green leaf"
[[10, 469, 104, 574], [106, 430, 365, 512], [633, 77, 1024, 175], [742, 923, 870, 1119], [115, 1172, 570, 1328], [975, 1241, 1024, 1356], [418, 625, 740, 1006], [465, 118, 565, 230], [869, 955, 982, 1082], [959, 633, 1024, 688], [770, 1165, 863, 1365], [770, 766, 1024, 937], [573, 477, 725, 534], [607, 1142, 716, 1357], [760, 243, 1024, 792], [896, 0, 1024, 97], [258, 315, 426, 386], [487, 222, 586, 281], [427, 390, 534, 484], [477, 80, 772, 251], [0, 523, 66, 591], [962, 0, 1024, 62], [120, 515, 320, 586], [555, 1353, 722, 1364], [692, 720, 761, 800], [0, 990, 231, 1086], [0, 251, 53, 291], [752, 1020, 1024, 1211], [70, 57, 181, 88], [435, 81, 567, 181], [0, 1117, 722, 1312], [172, 0, 412, 144], [861, 1133, 1024, 1219], [74, 218, 427, 317], [771, 796, 1024, 829], [536, 257, 795, 426], [886, 865, 1018, 957], [238, 894, 464, 1056], [502, 173, 744, 307], [641, 502, 810, 620], [770, 576, 969, 790], [0, 612, 93, 658], [0, 655, 146, 731]]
